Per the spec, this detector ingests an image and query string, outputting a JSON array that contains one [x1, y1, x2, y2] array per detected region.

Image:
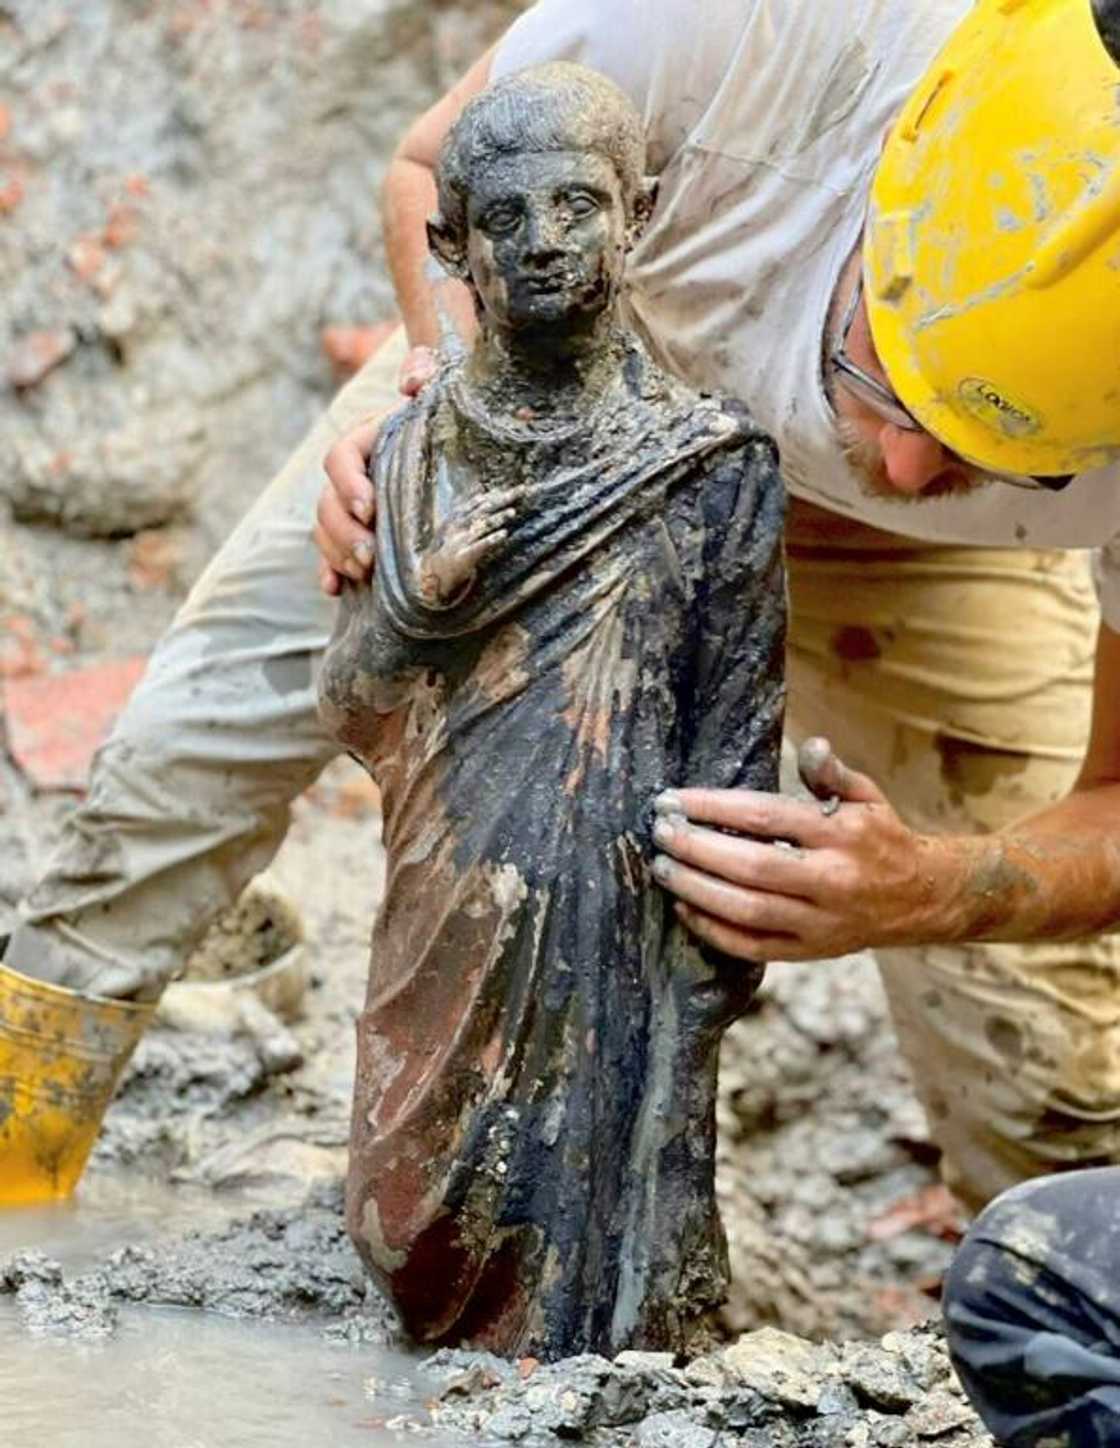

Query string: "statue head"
[[428, 63, 655, 338]]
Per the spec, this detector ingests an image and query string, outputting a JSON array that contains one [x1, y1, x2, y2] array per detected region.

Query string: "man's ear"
[[427, 215, 468, 280], [627, 176, 659, 246]]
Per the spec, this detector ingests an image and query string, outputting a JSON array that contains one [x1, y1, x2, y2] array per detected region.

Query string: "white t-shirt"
[[492, 0, 1120, 629]]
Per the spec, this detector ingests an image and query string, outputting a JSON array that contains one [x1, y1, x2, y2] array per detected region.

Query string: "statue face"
[[463, 150, 629, 335]]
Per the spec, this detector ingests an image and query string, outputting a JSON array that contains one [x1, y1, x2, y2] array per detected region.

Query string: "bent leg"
[[6, 328, 409, 1000], [786, 529, 1120, 1212], [945, 1168, 1120, 1446]]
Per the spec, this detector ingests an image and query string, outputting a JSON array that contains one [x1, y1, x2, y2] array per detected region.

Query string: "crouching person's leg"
[[0, 327, 408, 1202], [944, 1167, 1120, 1446]]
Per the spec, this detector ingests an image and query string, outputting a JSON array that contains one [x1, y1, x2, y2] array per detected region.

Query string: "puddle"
[[0, 1301, 452, 1448], [0, 1172, 255, 1273], [0, 1172, 473, 1448]]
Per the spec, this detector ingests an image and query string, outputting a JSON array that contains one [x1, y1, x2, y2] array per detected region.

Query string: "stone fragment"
[[904, 1389, 978, 1438], [6, 328, 76, 389], [128, 529, 181, 591], [840, 1344, 923, 1412], [722, 1326, 837, 1410], [2, 410, 202, 535], [636, 1410, 721, 1447]]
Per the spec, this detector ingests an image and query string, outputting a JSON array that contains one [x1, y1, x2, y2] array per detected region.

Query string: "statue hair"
[[434, 62, 647, 243]]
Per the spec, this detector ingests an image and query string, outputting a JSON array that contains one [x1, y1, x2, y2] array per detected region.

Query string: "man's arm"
[[315, 49, 494, 594], [653, 624, 1120, 960], [384, 47, 493, 354]]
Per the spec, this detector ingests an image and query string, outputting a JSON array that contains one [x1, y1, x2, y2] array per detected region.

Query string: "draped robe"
[[318, 340, 785, 1360]]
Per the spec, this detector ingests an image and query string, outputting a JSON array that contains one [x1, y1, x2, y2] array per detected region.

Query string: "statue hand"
[[418, 486, 524, 606]]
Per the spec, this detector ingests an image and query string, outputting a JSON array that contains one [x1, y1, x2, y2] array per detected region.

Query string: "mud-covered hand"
[[651, 737, 959, 962], [417, 486, 523, 607], [315, 347, 438, 597]]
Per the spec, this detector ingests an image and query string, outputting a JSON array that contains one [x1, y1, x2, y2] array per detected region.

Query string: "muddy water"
[[0, 1174, 250, 1271], [0, 1174, 465, 1448], [0, 1303, 443, 1448]]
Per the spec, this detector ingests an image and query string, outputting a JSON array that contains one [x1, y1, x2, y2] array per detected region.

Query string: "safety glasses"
[[829, 274, 1072, 493]]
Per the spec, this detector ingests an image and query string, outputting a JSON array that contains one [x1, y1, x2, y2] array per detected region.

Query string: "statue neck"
[[464, 311, 627, 427]]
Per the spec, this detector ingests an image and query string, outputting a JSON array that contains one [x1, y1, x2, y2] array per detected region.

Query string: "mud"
[[0, 1180, 397, 1341], [180, 882, 302, 983], [0, 1181, 988, 1443]]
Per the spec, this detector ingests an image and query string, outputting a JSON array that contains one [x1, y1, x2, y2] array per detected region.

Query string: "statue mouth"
[[524, 274, 571, 294]]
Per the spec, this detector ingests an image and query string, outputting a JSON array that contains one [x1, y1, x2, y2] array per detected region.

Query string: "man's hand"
[[315, 345, 442, 597], [316, 417, 381, 595], [651, 737, 957, 962]]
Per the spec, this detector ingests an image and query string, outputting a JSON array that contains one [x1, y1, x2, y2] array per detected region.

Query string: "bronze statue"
[[318, 62, 786, 1362]]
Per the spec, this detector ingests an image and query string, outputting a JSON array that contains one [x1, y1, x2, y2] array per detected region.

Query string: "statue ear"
[[427, 216, 468, 280], [627, 176, 659, 245]]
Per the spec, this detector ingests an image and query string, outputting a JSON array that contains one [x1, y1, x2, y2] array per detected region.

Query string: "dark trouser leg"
[[944, 1167, 1120, 1445]]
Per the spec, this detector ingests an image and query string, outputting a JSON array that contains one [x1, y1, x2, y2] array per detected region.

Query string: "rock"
[[636, 1411, 721, 1447], [721, 1327, 837, 1410], [1, 1251, 118, 1338], [2, 409, 203, 536], [840, 1344, 923, 1412], [904, 1390, 978, 1438], [6, 328, 76, 388]]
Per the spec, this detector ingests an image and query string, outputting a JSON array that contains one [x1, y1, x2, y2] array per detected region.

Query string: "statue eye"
[[482, 205, 521, 235], [566, 192, 599, 218]]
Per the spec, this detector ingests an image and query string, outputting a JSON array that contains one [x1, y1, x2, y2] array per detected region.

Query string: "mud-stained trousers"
[[944, 1168, 1120, 1446], [8, 326, 1120, 1211]]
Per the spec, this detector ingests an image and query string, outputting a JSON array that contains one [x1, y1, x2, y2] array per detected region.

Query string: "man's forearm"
[[382, 154, 475, 350], [933, 782, 1120, 943], [380, 47, 494, 352]]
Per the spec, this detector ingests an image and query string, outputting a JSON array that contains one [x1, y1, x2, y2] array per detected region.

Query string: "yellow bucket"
[[0, 962, 154, 1205]]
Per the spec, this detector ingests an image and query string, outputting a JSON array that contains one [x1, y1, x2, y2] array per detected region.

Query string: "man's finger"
[[652, 855, 816, 936], [655, 787, 834, 846], [651, 819, 815, 898], [313, 493, 372, 580], [798, 736, 884, 806], [323, 416, 382, 525], [399, 345, 437, 397], [318, 555, 343, 597], [672, 902, 794, 964]]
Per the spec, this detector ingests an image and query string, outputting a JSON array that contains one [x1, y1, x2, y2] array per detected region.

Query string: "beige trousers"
[[786, 532, 1120, 1212], [10, 326, 1120, 1209]]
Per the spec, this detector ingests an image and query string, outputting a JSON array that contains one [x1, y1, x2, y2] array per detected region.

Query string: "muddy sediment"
[[0, 1182, 987, 1443]]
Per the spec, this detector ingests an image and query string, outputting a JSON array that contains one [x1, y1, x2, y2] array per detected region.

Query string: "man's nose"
[[880, 423, 957, 494]]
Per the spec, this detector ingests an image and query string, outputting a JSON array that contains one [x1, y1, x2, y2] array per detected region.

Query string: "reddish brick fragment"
[[67, 235, 106, 282], [0, 615, 45, 680], [321, 322, 399, 380], [102, 204, 140, 249], [6, 328, 76, 389], [3, 655, 148, 790], [0, 171, 24, 213]]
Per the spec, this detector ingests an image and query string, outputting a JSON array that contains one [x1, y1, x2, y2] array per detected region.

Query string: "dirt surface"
[[0, 2, 986, 1442], [181, 882, 303, 982]]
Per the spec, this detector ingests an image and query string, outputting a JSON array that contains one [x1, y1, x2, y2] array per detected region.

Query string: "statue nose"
[[523, 210, 567, 262]]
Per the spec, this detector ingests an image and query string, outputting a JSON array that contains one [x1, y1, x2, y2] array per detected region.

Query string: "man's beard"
[[836, 418, 987, 503]]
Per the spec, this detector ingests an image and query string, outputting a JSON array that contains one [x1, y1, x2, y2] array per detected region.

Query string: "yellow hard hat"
[[865, 0, 1120, 478]]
